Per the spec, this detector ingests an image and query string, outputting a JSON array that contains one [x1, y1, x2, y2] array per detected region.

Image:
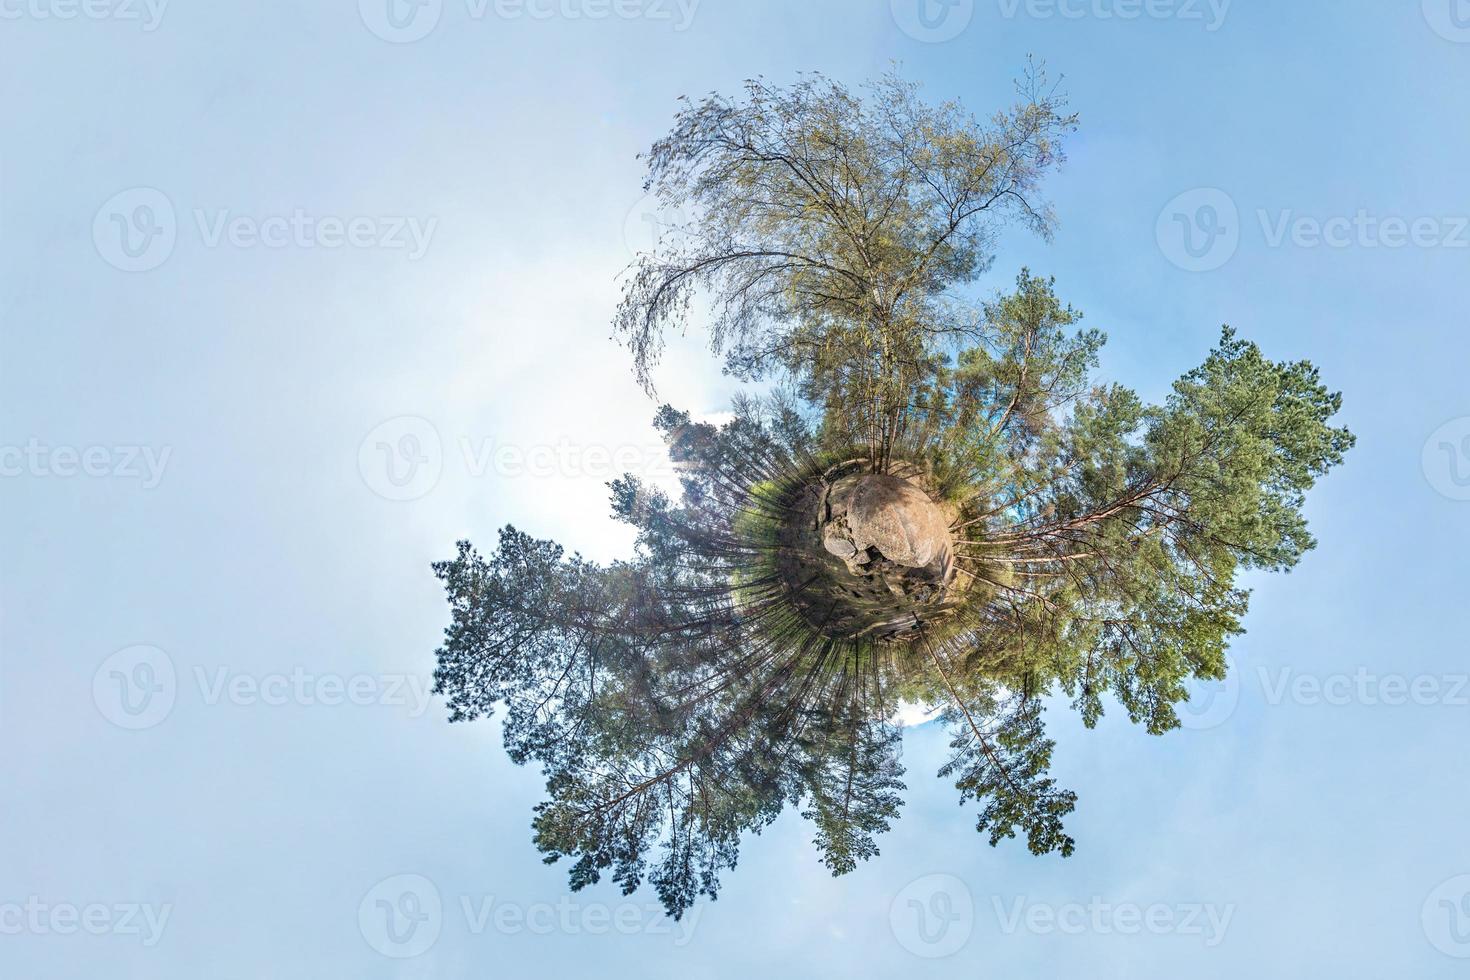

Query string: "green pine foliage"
[[431, 69, 1353, 919]]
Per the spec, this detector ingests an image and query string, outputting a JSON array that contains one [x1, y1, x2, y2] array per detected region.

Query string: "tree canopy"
[[615, 65, 1076, 469], [433, 69, 1352, 919]]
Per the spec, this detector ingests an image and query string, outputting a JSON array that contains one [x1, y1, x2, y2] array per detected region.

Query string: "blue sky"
[[3, 1, 1469, 976]]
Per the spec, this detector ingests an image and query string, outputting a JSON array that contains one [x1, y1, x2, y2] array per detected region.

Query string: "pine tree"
[[432, 70, 1353, 919]]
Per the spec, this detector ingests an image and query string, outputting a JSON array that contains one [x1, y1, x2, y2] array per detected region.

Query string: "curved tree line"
[[432, 67, 1353, 919]]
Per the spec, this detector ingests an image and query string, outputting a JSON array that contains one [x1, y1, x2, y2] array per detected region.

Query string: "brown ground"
[[776, 462, 963, 642]]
